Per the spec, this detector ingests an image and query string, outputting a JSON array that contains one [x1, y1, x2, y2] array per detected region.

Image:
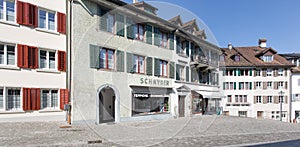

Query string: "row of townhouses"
[[0, 0, 299, 124]]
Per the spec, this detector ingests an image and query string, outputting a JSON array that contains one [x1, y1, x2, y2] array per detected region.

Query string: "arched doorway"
[[98, 86, 116, 123]]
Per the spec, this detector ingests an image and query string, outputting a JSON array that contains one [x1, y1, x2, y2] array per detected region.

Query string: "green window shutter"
[[126, 52, 134, 73], [238, 69, 241, 76], [154, 27, 160, 46], [234, 82, 236, 90], [145, 25, 152, 44], [185, 41, 189, 57], [223, 69, 226, 76], [176, 36, 180, 54], [186, 66, 190, 82], [116, 14, 124, 37], [154, 58, 160, 76], [239, 82, 241, 90], [250, 82, 252, 90], [249, 69, 252, 76], [126, 18, 134, 39], [234, 69, 237, 76], [89, 44, 100, 69], [98, 7, 107, 31], [146, 57, 153, 76], [169, 61, 175, 79], [223, 82, 225, 90], [176, 64, 180, 80], [169, 33, 174, 50], [116, 50, 124, 72]]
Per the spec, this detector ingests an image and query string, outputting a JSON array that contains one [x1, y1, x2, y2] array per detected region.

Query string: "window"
[[226, 70, 234, 76], [256, 96, 262, 103], [239, 82, 244, 90], [229, 82, 234, 90], [100, 48, 115, 69], [39, 50, 56, 69], [256, 69, 261, 76], [239, 95, 243, 103], [160, 60, 168, 77], [239, 111, 247, 117], [267, 96, 272, 103], [227, 95, 232, 103], [0, 0, 15, 22], [132, 96, 169, 116], [235, 95, 239, 103], [159, 32, 168, 48], [99, 9, 114, 33], [256, 82, 262, 89], [267, 82, 272, 89], [243, 95, 247, 103], [278, 68, 284, 76], [219, 55, 225, 62], [234, 55, 240, 62], [0, 43, 15, 65], [179, 65, 185, 81], [263, 55, 273, 62], [6, 88, 20, 110], [278, 81, 284, 89], [134, 24, 144, 41], [41, 90, 58, 109], [279, 95, 284, 103], [0, 88, 3, 109], [133, 55, 144, 74], [38, 9, 55, 31], [107, 13, 114, 33], [267, 69, 272, 76]]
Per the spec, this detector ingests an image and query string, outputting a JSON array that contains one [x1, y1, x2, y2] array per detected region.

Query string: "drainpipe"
[[67, 0, 73, 125], [289, 69, 292, 123]]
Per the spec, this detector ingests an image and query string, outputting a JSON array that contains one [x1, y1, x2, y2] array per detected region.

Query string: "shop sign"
[[133, 93, 151, 98], [140, 78, 170, 86]]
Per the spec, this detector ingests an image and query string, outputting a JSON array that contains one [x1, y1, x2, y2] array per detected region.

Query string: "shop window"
[[192, 97, 202, 114], [132, 96, 169, 116]]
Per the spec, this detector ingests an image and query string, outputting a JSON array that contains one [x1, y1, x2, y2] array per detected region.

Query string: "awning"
[[131, 86, 174, 95], [192, 90, 224, 99]]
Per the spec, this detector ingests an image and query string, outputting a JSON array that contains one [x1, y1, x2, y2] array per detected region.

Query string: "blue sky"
[[122, 0, 300, 53]]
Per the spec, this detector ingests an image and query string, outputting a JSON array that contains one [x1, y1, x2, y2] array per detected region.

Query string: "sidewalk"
[[0, 111, 66, 122]]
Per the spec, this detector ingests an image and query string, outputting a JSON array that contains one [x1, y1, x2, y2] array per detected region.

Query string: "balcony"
[[190, 55, 209, 68]]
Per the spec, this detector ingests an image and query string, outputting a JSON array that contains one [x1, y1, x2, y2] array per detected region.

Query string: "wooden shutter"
[[285, 96, 288, 104], [234, 82, 236, 90], [234, 69, 237, 76], [58, 50, 66, 71], [169, 33, 174, 50], [185, 41, 189, 57], [263, 82, 267, 90], [30, 88, 40, 110], [237, 69, 241, 76], [116, 14, 124, 37], [99, 7, 108, 31], [23, 3, 29, 25], [223, 82, 225, 90], [22, 88, 30, 111], [60, 89, 69, 110], [274, 69, 278, 77], [126, 19, 134, 39], [153, 27, 160, 46], [253, 96, 257, 104], [57, 12, 66, 34], [28, 46, 38, 69], [186, 66, 190, 82], [17, 0, 25, 24], [249, 82, 252, 90], [249, 69, 252, 76], [253, 82, 256, 90], [263, 96, 267, 104], [89, 44, 100, 69], [116, 50, 124, 72], [28, 4, 37, 27], [17, 44, 26, 68], [169, 61, 175, 79], [145, 25, 152, 44], [285, 81, 288, 89], [274, 81, 278, 89], [176, 36, 180, 54], [146, 57, 153, 76], [126, 52, 134, 73], [154, 58, 160, 76], [253, 69, 256, 77], [175, 64, 180, 80], [274, 96, 279, 104], [284, 69, 287, 76], [262, 69, 267, 77]]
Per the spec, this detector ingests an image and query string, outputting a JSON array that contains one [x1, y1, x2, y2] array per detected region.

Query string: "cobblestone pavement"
[[1, 115, 300, 146]]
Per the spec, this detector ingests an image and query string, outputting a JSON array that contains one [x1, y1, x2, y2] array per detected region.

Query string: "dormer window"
[[234, 55, 240, 62], [262, 55, 273, 62], [219, 55, 225, 62]]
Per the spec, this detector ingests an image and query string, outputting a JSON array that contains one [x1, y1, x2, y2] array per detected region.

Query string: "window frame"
[[6, 87, 21, 111], [134, 23, 144, 41], [99, 48, 115, 70], [266, 69, 272, 76], [40, 89, 59, 109], [267, 81, 272, 89], [256, 69, 261, 76], [256, 96, 262, 103], [159, 31, 168, 48], [278, 68, 284, 76], [133, 55, 145, 74], [159, 60, 168, 77], [256, 82, 262, 89], [0, 43, 16, 66], [263, 55, 273, 62], [38, 8, 56, 31], [0, 0, 15, 23], [38, 49, 57, 70], [267, 96, 273, 103]]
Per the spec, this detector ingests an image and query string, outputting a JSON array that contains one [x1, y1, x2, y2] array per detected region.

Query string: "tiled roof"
[[221, 46, 294, 67], [181, 19, 199, 31], [292, 67, 300, 73], [168, 15, 183, 26]]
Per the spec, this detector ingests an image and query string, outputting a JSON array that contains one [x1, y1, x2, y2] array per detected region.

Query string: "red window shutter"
[[17, 44, 24, 68], [23, 3, 29, 25], [57, 12, 66, 34], [17, 1, 24, 24], [22, 88, 30, 111], [28, 4, 37, 27], [30, 88, 40, 110], [33, 5, 38, 27], [24, 45, 29, 68], [28, 46, 38, 69], [60, 89, 69, 110], [33, 47, 38, 68], [58, 51, 66, 72]]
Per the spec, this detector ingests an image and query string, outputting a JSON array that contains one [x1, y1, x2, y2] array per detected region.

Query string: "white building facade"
[[69, 0, 221, 124], [0, 0, 68, 113], [221, 39, 294, 122]]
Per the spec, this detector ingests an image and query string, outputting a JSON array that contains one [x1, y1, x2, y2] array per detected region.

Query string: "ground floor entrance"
[[99, 86, 115, 123], [178, 96, 185, 117]]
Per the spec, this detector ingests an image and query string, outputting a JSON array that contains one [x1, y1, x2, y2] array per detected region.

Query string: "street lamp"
[[278, 91, 285, 121]]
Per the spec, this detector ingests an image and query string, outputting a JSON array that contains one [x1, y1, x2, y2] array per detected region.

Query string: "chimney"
[[133, 0, 138, 3], [259, 38, 267, 48], [228, 43, 232, 50]]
